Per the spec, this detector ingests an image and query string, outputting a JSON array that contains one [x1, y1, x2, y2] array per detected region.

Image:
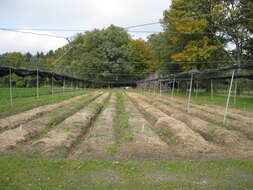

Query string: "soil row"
[[0, 92, 102, 152], [0, 92, 92, 133], [161, 94, 253, 124], [115, 95, 174, 161], [69, 93, 116, 160], [2, 91, 252, 160], [127, 92, 253, 159], [149, 93, 253, 140], [22, 93, 110, 158], [126, 93, 215, 157]]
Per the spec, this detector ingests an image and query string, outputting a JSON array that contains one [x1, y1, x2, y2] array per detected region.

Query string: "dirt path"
[[133, 93, 253, 159], [115, 94, 176, 161], [126, 93, 215, 158], [26, 93, 110, 158], [0, 92, 102, 152], [70, 93, 116, 160], [0, 93, 89, 133]]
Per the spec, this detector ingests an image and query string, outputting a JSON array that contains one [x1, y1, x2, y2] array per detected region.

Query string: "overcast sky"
[[0, 0, 171, 54]]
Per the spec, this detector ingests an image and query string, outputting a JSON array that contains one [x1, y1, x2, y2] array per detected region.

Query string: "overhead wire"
[[0, 28, 68, 39]]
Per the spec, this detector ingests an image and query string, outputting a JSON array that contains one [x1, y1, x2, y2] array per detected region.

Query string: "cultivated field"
[[0, 89, 253, 189]]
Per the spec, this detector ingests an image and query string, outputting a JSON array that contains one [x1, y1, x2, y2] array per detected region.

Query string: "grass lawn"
[[0, 154, 252, 190], [0, 87, 75, 102], [0, 88, 87, 119]]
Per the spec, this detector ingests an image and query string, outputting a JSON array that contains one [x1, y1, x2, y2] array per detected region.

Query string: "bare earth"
[[1, 91, 253, 160]]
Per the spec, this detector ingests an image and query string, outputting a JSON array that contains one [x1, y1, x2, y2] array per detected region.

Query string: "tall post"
[[9, 68, 13, 107], [223, 70, 235, 124], [187, 74, 194, 113], [177, 81, 180, 92], [51, 74, 54, 96], [234, 76, 238, 104], [160, 81, 162, 96], [172, 77, 176, 98], [36, 66, 39, 98], [196, 80, 198, 98], [211, 79, 214, 100], [63, 77, 65, 93], [185, 81, 188, 96]]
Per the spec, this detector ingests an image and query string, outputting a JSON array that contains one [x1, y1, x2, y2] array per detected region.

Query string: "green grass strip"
[[0, 90, 87, 119], [113, 91, 133, 145], [0, 154, 253, 190]]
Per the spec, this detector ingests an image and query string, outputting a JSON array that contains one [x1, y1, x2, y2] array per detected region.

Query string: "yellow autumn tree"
[[162, 0, 221, 70]]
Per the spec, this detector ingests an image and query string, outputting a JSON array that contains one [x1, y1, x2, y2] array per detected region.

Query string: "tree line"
[[0, 0, 252, 87]]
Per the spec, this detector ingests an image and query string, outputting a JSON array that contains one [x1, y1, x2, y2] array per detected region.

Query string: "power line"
[[0, 14, 251, 37], [0, 28, 68, 39], [1, 27, 251, 36], [0, 28, 90, 32], [124, 22, 161, 29]]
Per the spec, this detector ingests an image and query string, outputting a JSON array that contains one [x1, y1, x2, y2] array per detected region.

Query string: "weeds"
[[159, 129, 179, 145], [125, 134, 134, 141], [105, 146, 117, 154], [114, 91, 131, 144]]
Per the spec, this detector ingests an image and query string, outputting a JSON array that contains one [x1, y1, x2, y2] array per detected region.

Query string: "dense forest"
[[0, 0, 252, 87]]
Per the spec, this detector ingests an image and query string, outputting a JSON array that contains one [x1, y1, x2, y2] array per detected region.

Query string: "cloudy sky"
[[0, 0, 171, 54]]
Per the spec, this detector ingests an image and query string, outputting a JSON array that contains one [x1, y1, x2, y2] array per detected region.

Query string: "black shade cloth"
[[138, 62, 253, 83], [14, 68, 37, 77], [1, 62, 253, 85], [0, 66, 86, 83], [0, 66, 11, 77]]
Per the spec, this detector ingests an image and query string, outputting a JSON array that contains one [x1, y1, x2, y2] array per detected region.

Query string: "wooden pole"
[[160, 81, 162, 96], [187, 74, 194, 113], [36, 67, 39, 98], [63, 77, 65, 93], [9, 68, 13, 107], [172, 78, 176, 98], [223, 70, 235, 124], [51, 74, 54, 96], [234, 77, 238, 104], [195, 80, 198, 98]]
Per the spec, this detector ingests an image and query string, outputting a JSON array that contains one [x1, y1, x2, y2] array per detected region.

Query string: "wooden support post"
[[9, 68, 13, 107], [185, 81, 188, 96], [172, 78, 176, 98], [223, 70, 235, 124], [160, 81, 162, 96], [196, 81, 198, 98], [63, 77, 65, 93], [187, 74, 194, 113], [51, 74, 54, 96], [234, 77, 238, 104], [36, 68, 39, 98]]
